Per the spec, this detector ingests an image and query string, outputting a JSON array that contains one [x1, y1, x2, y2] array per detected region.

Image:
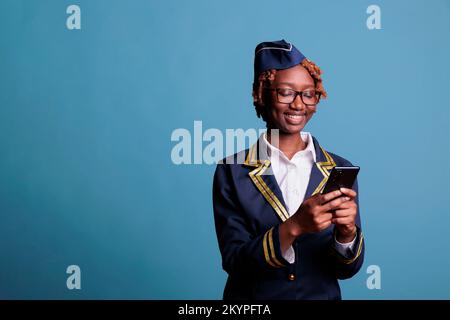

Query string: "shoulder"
[[311, 135, 354, 167], [219, 148, 249, 166], [212, 148, 254, 198], [326, 150, 354, 167], [213, 148, 249, 181]]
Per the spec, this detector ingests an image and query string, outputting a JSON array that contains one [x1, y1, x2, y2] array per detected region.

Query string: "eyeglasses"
[[265, 88, 321, 106]]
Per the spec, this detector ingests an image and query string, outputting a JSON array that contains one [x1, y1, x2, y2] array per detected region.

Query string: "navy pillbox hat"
[[254, 39, 306, 82]]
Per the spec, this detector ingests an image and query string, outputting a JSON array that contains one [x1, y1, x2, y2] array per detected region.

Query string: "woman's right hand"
[[290, 189, 351, 235], [279, 189, 350, 252]]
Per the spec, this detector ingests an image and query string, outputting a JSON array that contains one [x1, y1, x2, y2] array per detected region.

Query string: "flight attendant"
[[212, 39, 364, 300]]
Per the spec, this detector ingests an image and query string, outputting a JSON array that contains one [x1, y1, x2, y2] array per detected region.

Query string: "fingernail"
[[345, 197, 350, 201]]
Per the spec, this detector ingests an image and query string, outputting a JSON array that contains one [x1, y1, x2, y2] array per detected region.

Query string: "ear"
[[252, 89, 264, 107], [253, 81, 269, 107]]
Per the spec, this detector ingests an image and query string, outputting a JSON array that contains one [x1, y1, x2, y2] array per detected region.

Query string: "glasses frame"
[[265, 87, 321, 106]]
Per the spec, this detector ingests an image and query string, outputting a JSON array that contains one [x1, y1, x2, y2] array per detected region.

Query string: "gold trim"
[[268, 228, 285, 267], [262, 228, 284, 268], [249, 160, 290, 222], [311, 147, 337, 196], [243, 143, 260, 167], [263, 230, 279, 268], [257, 161, 290, 221]]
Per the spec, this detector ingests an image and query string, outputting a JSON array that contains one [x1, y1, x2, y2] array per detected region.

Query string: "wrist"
[[284, 218, 303, 239], [278, 219, 302, 253], [335, 226, 357, 243]]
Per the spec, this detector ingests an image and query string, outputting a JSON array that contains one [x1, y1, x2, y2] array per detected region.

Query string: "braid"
[[252, 69, 277, 120], [300, 58, 327, 98]]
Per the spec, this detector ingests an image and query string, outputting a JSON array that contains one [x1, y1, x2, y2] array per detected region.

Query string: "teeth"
[[285, 114, 305, 119]]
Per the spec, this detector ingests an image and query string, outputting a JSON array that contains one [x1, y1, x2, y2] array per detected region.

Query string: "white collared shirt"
[[260, 131, 356, 263]]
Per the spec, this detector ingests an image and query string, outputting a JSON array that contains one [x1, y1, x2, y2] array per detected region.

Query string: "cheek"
[[307, 107, 317, 119], [271, 107, 288, 123], [266, 103, 285, 118]]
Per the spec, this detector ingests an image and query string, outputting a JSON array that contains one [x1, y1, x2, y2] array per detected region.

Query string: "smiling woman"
[[253, 57, 327, 130], [212, 39, 365, 300], [253, 64, 322, 147]]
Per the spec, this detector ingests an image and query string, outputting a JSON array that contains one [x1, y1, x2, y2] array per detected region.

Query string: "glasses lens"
[[276, 89, 297, 103], [276, 88, 320, 105], [302, 91, 319, 105]]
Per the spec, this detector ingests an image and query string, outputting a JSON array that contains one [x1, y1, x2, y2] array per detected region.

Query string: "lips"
[[284, 112, 306, 125]]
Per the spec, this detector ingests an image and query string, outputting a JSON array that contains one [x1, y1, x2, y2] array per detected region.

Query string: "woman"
[[212, 40, 364, 300]]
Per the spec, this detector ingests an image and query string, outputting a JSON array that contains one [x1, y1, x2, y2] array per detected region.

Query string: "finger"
[[340, 187, 357, 198], [320, 189, 342, 204], [317, 213, 333, 224], [332, 217, 354, 225], [321, 196, 349, 211], [332, 209, 355, 218], [318, 220, 332, 231], [332, 201, 354, 210]]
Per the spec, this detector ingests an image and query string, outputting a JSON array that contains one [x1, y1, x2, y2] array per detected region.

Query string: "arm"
[[329, 178, 365, 279], [213, 164, 290, 276]]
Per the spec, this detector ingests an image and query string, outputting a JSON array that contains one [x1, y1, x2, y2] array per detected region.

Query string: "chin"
[[268, 117, 308, 134], [286, 120, 306, 131], [279, 124, 304, 135]]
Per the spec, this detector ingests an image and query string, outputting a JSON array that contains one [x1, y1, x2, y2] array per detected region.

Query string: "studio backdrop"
[[0, 0, 449, 299]]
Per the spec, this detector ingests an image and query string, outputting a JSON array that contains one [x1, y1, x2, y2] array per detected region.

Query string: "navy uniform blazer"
[[212, 135, 365, 300]]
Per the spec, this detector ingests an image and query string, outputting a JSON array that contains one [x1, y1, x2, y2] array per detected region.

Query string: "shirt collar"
[[260, 131, 317, 163]]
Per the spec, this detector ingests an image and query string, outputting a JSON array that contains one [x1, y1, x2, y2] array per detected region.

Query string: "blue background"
[[0, 0, 449, 299]]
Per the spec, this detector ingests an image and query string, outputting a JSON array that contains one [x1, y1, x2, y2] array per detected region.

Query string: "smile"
[[284, 113, 305, 119], [284, 113, 306, 124]]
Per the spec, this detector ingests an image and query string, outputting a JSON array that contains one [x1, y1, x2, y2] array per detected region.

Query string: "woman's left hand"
[[331, 187, 358, 243]]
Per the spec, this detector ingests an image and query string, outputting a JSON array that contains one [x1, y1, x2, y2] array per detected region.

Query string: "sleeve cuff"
[[262, 225, 291, 268], [334, 233, 357, 258], [331, 226, 364, 264], [282, 246, 295, 264]]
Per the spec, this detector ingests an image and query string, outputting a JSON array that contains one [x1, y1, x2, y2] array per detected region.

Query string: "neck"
[[266, 130, 306, 160]]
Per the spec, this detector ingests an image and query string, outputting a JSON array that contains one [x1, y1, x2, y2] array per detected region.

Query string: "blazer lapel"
[[243, 142, 290, 222], [304, 136, 337, 198]]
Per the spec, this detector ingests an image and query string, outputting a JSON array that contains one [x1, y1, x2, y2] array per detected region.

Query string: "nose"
[[290, 93, 306, 111]]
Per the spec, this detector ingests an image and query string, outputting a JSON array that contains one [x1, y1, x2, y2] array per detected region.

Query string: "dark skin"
[[258, 64, 358, 252]]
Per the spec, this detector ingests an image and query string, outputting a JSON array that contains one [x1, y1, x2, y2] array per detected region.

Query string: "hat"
[[254, 39, 306, 82]]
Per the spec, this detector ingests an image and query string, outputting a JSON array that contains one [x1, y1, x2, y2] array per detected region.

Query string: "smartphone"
[[321, 166, 360, 194]]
